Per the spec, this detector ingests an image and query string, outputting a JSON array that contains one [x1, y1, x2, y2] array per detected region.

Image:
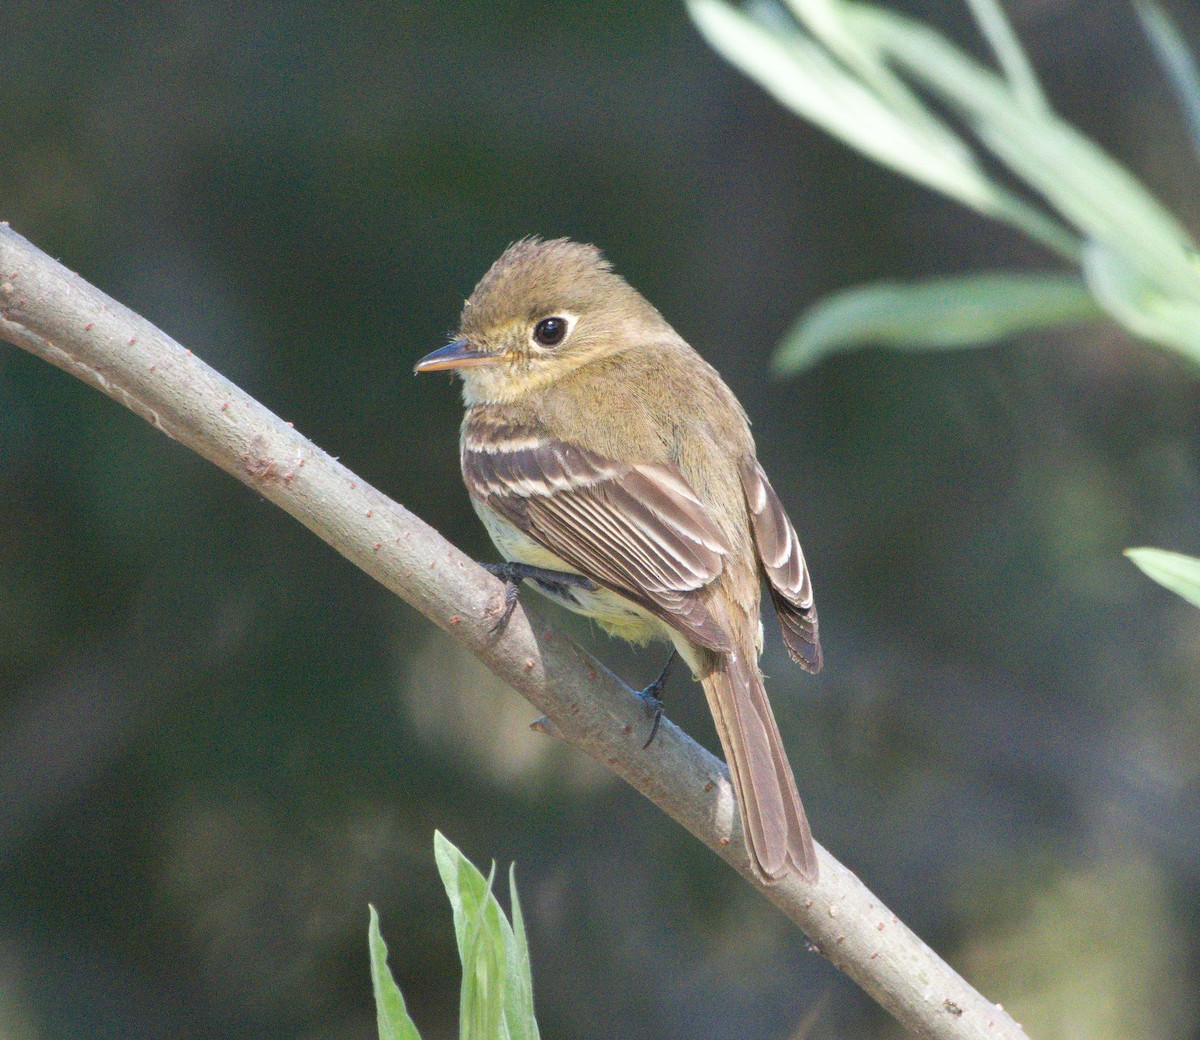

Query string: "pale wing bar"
[[463, 421, 733, 652]]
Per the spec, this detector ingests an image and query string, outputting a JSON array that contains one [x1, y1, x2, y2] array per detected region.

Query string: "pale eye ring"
[[532, 316, 569, 347]]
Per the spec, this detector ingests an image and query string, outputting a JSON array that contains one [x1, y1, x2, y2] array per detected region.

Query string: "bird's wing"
[[738, 458, 822, 672], [462, 420, 733, 652]]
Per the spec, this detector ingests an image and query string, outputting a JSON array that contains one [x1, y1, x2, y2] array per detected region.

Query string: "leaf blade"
[[505, 863, 539, 1040], [964, 0, 1050, 114], [1126, 548, 1200, 609], [850, 5, 1200, 304], [433, 832, 539, 1040], [686, 0, 999, 209], [774, 272, 1101, 372], [1135, 1, 1200, 158], [1082, 243, 1200, 367], [368, 906, 424, 1040], [458, 862, 510, 1040]]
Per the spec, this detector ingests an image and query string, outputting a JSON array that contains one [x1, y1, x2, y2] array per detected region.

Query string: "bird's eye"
[[532, 316, 568, 347]]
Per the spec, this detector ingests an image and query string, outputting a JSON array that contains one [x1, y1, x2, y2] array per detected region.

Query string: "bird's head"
[[415, 238, 666, 404]]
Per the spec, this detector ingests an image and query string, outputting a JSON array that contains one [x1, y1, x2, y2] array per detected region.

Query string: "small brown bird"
[[416, 239, 822, 883]]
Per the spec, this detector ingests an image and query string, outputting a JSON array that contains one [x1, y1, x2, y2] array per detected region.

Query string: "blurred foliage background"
[[4, 1, 1200, 1038]]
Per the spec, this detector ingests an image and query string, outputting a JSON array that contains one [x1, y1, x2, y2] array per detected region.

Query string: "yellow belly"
[[472, 497, 668, 646]]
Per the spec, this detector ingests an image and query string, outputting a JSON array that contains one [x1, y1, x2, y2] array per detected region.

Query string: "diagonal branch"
[[0, 222, 1026, 1040]]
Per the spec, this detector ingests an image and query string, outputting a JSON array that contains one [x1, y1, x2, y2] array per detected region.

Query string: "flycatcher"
[[416, 239, 822, 883]]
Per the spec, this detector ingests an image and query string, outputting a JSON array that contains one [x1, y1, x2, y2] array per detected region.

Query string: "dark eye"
[[533, 316, 568, 347]]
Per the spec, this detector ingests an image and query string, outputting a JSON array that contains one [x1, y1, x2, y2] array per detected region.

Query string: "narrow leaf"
[[686, 0, 1000, 210], [774, 273, 1100, 372], [434, 833, 507, 1040], [458, 863, 509, 1040], [368, 906, 423, 1040], [964, 0, 1049, 114], [434, 830, 486, 968], [781, 0, 942, 127], [505, 864, 539, 1040], [850, 5, 1200, 304], [1135, 1, 1200, 158], [691, 0, 1077, 259], [1126, 548, 1200, 609], [1082, 242, 1200, 367], [432, 832, 539, 1040]]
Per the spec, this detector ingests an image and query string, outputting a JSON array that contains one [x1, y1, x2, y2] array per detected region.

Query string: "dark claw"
[[482, 561, 595, 633], [493, 578, 522, 632], [642, 695, 664, 749], [643, 649, 676, 701], [639, 649, 677, 748]]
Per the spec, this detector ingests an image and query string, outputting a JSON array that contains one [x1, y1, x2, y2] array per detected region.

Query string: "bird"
[[415, 238, 822, 883]]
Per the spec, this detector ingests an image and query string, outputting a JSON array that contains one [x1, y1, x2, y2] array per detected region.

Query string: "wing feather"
[[738, 458, 822, 672], [463, 418, 733, 652]]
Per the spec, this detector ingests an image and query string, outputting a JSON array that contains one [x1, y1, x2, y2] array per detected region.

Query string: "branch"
[[0, 222, 1026, 1040]]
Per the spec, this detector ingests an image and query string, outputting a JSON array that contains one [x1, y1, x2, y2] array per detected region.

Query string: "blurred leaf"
[[963, 0, 1049, 115], [689, 0, 1079, 259], [369, 906, 423, 1040], [1135, 1, 1200, 158], [1083, 243, 1200, 366], [852, 4, 1200, 306], [779, 0, 940, 127], [1125, 548, 1200, 609], [433, 831, 540, 1040], [697, 0, 1200, 365], [774, 273, 1100, 372], [687, 0, 998, 210]]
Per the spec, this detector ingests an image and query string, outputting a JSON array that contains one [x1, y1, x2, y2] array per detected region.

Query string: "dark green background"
[[4, 2, 1200, 1038]]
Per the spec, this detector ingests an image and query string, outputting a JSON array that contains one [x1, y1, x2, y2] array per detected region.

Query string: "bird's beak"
[[413, 338, 498, 373]]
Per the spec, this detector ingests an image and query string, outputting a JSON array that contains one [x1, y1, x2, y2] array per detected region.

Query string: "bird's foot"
[[482, 561, 596, 632], [638, 649, 677, 748]]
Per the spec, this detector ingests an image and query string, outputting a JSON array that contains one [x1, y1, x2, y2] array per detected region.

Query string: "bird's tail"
[[701, 649, 817, 883]]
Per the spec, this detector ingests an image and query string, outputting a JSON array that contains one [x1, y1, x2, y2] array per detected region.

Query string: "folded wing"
[[739, 458, 822, 672], [463, 419, 733, 652]]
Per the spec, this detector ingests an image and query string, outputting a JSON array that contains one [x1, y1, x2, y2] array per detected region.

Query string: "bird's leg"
[[482, 561, 596, 632], [639, 648, 677, 748]]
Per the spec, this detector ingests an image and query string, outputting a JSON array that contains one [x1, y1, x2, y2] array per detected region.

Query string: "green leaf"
[[506, 864, 537, 1040], [1135, 1, 1200, 158], [459, 863, 510, 1040], [963, 0, 1049, 115], [851, 4, 1200, 305], [1082, 242, 1200, 367], [686, 0, 999, 211], [368, 906, 423, 1040], [774, 272, 1101, 372], [779, 0, 942, 127], [694, 0, 1200, 366], [434, 834, 506, 1040], [433, 831, 539, 1040], [1125, 548, 1200, 609], [688, 0, 1079, 259]]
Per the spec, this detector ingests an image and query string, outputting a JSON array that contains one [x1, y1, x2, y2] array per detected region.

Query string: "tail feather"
[[701, 650, 817, 883]]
